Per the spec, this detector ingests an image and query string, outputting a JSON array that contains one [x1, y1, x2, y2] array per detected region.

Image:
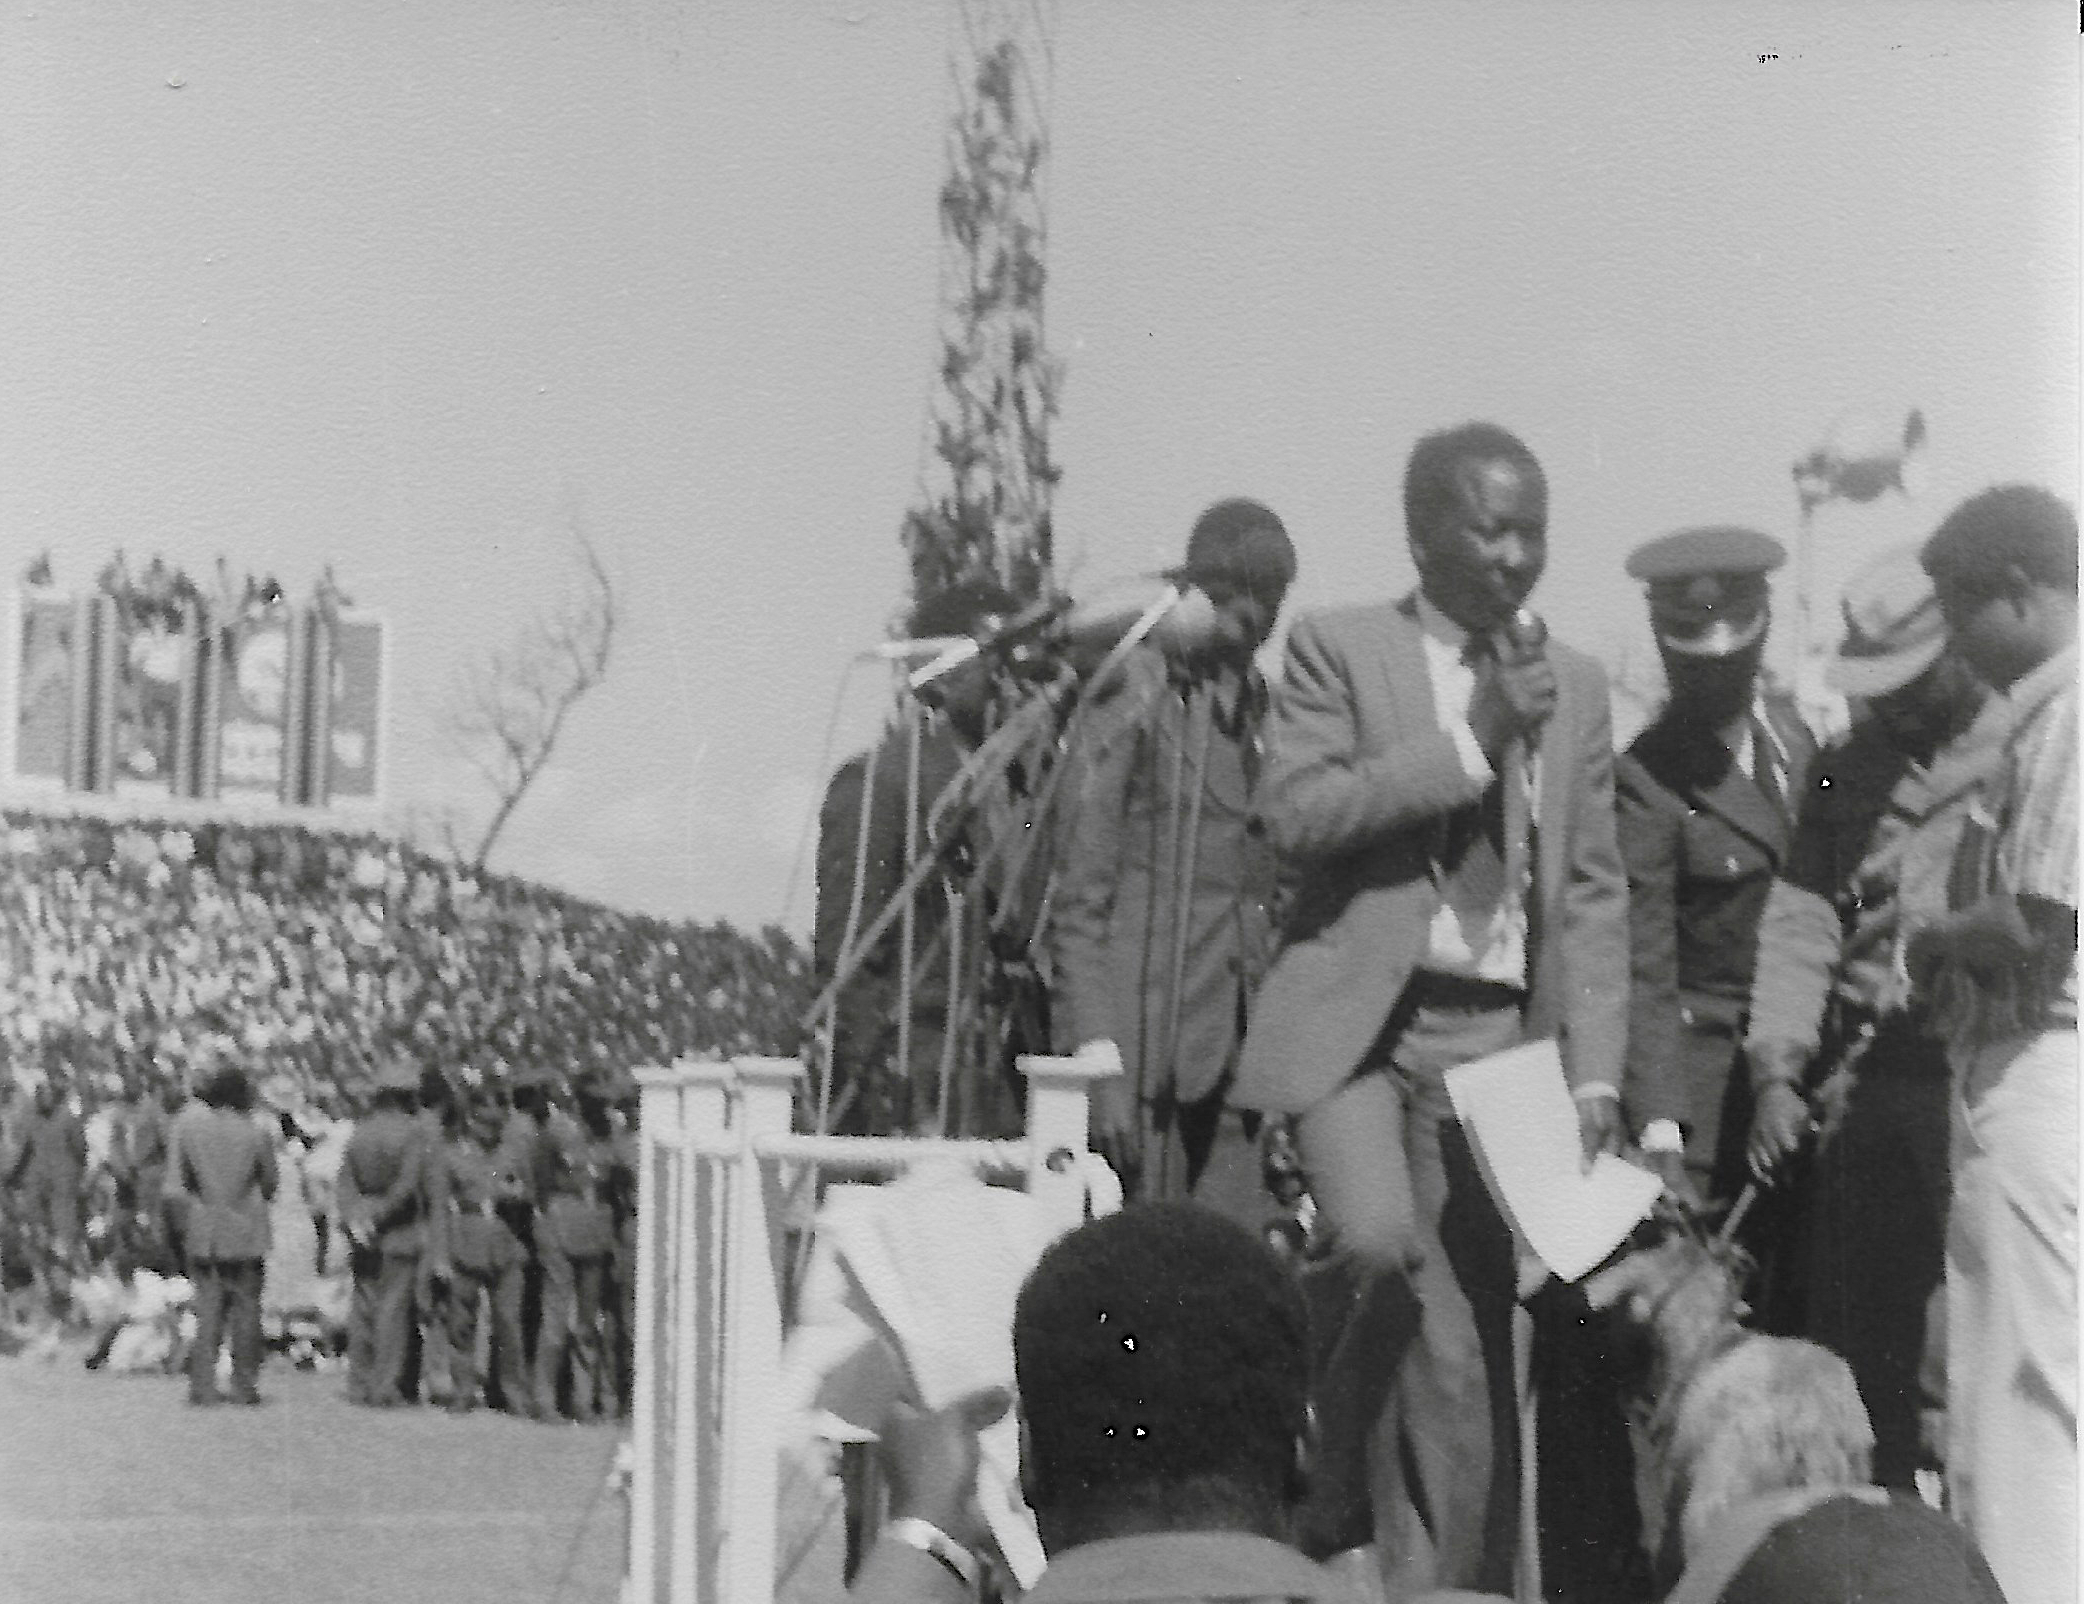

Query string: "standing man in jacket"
[[165, 1065, 278, 1406], [4, 1078, 86, 1314], [1744, 548, 2002, 1489], [1233, 422, 1629, 1596], [337, 1060, 432, 1407], [1050, 499, 1295, 1219]]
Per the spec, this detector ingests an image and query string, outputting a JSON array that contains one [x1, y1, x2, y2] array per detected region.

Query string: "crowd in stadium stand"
[[0, 808, 810, 1115]]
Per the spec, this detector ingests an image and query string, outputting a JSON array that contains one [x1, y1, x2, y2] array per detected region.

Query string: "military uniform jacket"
[[338, 1109, 432, 1256], [534, 1111, 628, 1260], [1049, 648, 1277, 1106], [428, 1137, 530, 1274], [164, 1103, 278, 1262], [1617, 697, 1817, 1137]]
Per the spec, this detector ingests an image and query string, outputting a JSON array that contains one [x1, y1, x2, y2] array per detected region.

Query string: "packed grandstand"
[[0, 808, 812, 1114]]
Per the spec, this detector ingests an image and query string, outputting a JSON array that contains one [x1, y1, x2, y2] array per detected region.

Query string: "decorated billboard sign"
[[321, 613, 384, 804], [108, 602, 191, 799], [10, 590, 82, 788], [215, 610, 296, 803]]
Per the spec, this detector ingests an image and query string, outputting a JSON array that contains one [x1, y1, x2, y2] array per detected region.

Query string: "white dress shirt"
[[1413, 595, 1531, 988]]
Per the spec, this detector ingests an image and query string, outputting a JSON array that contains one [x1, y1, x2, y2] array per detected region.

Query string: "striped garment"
[[1933, 641, 2079, 1048]]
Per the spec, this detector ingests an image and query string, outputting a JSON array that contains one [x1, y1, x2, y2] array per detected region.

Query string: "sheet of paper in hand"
[[1445, 1038, 1663, 1282]]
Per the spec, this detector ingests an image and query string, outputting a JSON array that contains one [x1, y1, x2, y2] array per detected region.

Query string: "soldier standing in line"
[[337, 1060, 432, 1407], [500, 1065, 556, 1378], [427, 1090, 537, 1417], [532, 1068, 626, 1424]]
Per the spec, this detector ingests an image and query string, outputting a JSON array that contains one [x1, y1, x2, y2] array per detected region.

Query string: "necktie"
[[1750, 711, 1787, 814]]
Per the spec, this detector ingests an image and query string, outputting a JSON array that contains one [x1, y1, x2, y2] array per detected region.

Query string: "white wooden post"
[[719, 1057, 802, 1604], [629, 1064, 673, 1604], [670, 1062, 732, 1604], [1018, 1054, 1116, 1232]]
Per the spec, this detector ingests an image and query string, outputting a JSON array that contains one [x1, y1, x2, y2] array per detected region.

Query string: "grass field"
[[0, 1354, 628, 1604]]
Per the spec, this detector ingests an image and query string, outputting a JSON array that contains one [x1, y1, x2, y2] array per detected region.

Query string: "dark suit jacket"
[[1617, 696, 1816, 1138], [339, 1109, 432, 1256], [165, 1104, 278, 1263], [1049, 649, 1277, 1106], [1233, 594, 1630, 1115]]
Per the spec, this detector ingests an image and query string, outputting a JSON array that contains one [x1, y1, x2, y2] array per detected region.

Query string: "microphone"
[[1497, 608, 1547, 660], [907, 595, 1073, 694]]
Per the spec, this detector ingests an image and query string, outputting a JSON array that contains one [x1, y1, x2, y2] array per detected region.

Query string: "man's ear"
[[1017, 1406, 1042, 1509]]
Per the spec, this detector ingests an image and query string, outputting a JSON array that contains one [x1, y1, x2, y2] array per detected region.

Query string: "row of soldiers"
[[335, 1059, 637, 1420]]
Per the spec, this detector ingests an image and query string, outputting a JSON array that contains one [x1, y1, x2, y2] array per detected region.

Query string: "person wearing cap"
[[813, 579, 1036, 1139], [1231, 423, 1630, 1596], [164, 1064, 278, 1405], [426, 1090, 537, 1416], [1048, 499, 1295, 1220], [1743, 547, 2001, 1489], [1615, 526, 1817, 1230], [337, 1060, 433, 1407], [4, 1077, 86, 1316], [532, 1066, 630, 1422]]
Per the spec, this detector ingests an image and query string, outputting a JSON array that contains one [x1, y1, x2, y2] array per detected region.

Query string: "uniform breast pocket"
[[1679, 812, 1768, 884]]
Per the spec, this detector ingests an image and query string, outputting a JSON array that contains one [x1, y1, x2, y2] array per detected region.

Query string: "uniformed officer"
[[337, 1060, 433, 1406], [1617, 527, 1819, 1217], [533, 1068, 628, 1423], [427, 1090, 537, 1416]]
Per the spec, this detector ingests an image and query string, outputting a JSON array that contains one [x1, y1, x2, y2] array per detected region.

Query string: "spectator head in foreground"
[[1012, 1201, 1311, 1551], [1920, 484, 2077, 692]]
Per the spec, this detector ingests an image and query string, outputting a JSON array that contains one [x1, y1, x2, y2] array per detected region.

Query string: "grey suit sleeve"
[[1262, 613, 1485, 862], [1559, 677, 1630, 1092], [1048, 661, 1165, 1053]]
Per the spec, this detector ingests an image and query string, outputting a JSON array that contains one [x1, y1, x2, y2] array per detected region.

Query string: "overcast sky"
[[2, 1, 2075, 934]]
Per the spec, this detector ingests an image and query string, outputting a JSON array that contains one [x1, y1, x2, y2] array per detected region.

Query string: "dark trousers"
[[1294, 989, 1521, 1597], [445, 1259, 533, 1414], [1133, 1094, 1268, 1229], [188, 1258, 264, 1402], [1801, 1024, 1953, 1487], [536, 1250, 609, 1421], [347, 1244, 418, 1405]]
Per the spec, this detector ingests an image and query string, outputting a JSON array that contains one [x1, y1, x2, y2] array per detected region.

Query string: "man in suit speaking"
[[1233, 422, 1629, 1596]]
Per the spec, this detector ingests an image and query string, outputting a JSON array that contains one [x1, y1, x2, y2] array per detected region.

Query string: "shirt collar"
[[1024, 1531, 1338, 1604], [2005, 639, 2079, 718], [1412, 591, 1471, 654]]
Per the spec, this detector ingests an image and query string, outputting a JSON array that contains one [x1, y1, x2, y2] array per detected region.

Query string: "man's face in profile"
[[1412, 455, 1548, 634]]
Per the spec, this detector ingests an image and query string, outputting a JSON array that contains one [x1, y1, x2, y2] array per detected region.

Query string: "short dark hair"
[[197, 1065, 252, 1112], [909, 579, 1021, 640], [1403, 421, 1544, 542], [1012, 1203, 1310, 1506], [1922, 485, 2078, 597]]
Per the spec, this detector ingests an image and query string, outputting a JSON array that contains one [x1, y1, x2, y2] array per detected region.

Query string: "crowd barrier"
[[625, 1052, 1114, 1604]]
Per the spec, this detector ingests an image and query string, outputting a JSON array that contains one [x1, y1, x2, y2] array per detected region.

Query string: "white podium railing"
[[625, 1053, 1115, 1604]]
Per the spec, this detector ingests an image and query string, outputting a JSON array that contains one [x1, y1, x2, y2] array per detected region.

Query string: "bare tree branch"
[[449, 514, 617, 870]]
